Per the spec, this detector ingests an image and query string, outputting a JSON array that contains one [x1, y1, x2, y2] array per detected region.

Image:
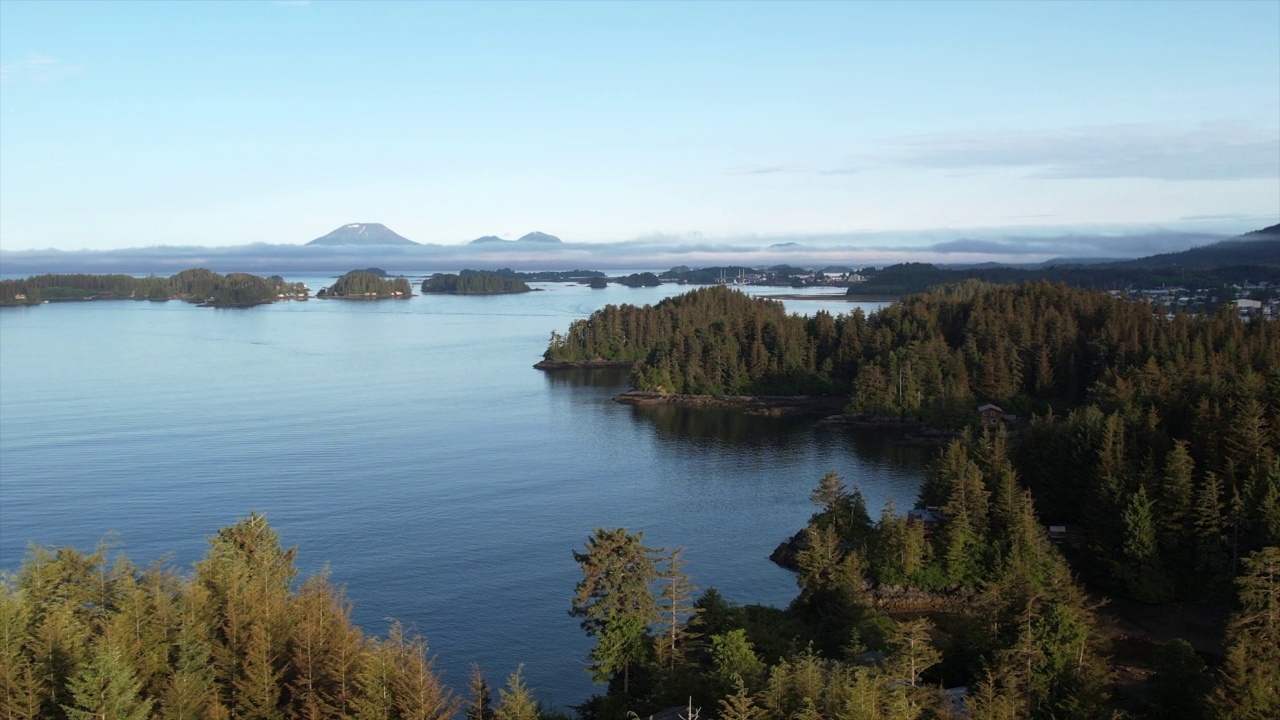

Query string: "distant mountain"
[[517, 231, 561, 244], [307, 223, 418, 246], [467, 232, 563, 245], [1244, 222, 1280, 237], [770, 242, 802, 248], [1110, 227, 1280, 270], [851, 227, 1280, 296]]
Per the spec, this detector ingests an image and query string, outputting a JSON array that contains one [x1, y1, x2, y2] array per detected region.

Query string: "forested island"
[[0, 269, 308, 307], [317, 271, 413, 299], [482, 268, 606, 283], [421, 270, 532, 294]]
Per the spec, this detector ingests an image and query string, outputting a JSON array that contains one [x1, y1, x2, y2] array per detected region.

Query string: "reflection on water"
[[544, 366, 931, 472], [630, 404, 818, 445], [542, 367, 633, 387], [2, 298, 929, 710]]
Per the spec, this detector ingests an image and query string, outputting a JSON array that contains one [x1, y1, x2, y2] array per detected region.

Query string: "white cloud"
[[725, 164, 791, 175], [878, 122, 1279, 181], [0, 54, 82, 85]]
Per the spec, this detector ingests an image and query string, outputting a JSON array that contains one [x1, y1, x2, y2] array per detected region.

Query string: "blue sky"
[[1, 0, 1277, 260]]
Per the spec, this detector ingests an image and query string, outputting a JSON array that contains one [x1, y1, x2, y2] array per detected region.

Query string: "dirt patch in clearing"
[[1092, 591, 1227, 658]]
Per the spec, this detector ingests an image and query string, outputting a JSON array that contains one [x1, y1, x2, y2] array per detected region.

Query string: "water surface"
[[0, 280, 922, 708]]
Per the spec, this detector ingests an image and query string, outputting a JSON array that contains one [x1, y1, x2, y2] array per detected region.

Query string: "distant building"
[[1048, 524, 1085, 548], [977, 403, 1016, 426], [907, 507, 943, 533]]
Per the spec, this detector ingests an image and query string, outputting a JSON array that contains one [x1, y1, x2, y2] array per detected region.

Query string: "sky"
[[1, 0, 1278, 263]]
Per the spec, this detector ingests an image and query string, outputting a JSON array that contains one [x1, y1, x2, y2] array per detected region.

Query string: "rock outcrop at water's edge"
[[532, 359, 636, 370], [613, 390, 848, 417]]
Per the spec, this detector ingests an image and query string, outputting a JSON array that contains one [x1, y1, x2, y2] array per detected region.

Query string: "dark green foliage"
[[616, 273, 661, 288], [849, 237, 1280, 295], [421, 272, 531, 294], [489, 268, 604, 282], [544, 280, 1278, 426], [325, 271, 413, 298], [569, 528, 660, 693], [1146, 638, 1210, 720], [0, 269, 306, 306], [1213, 546, 1280, 719]]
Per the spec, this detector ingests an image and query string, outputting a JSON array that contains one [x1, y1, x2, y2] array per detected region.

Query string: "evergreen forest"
[[0, 270, 306, 307], [421, 272, 532, 295], [319, 272, 414, 299]]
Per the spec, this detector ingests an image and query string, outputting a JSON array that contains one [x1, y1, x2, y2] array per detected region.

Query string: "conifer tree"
[[1213, 546, 1280, 719], [234, 623, 283, 720], [1194, 472, 1227, 576], [716, 677, 763, 720], [1119, 485, 1172, 602], [288, 574, 363, 719], [62, 641, 154, 720], [709, 630, 765, 693], [159, 609, 220, 720], [886, 618, 940, 687], [494, 666, 539, 720], [655, 549, 698, 671], [383, 623, 456, 720], [465, 665, 495, 720], [1159, 441, 1197, 548], [570, 528, 660, 694]]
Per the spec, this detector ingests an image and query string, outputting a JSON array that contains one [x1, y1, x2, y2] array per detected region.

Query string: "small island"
[[317, 271, 413, 299], [616, 272, 661, 288], [421, 270, 532, 295]]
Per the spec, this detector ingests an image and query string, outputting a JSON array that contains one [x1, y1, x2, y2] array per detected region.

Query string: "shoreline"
[[533, 359, 635, 370], [761, 293, 900, 303], [613, 389, 848, 417], [533, 362, 955, 438]]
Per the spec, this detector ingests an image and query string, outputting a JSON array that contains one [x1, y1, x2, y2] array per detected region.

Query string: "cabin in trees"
[[907, 506, 943, 534], [977, 403, 1016, 426], [1048, 524, 1085, 548]]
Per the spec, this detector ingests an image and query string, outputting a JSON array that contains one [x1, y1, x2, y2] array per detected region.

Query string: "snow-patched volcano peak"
[[306, 223, 419, 246]]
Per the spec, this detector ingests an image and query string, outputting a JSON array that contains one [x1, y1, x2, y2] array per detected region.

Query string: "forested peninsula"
[[0, 269, 308, 307]]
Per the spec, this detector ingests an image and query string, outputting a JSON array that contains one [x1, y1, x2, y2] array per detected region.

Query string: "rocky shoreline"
[[532, 359, 636, 370], [533, 361, 959, 437], [613, 390, 848, 417]]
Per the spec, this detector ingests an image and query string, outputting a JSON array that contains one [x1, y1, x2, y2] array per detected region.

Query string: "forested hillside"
[[541, 280, 1278, 718], [4, 509, 1275, 720], [845, 228, 1280, 296]]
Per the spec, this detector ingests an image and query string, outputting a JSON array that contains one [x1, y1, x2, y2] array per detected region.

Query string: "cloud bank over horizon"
[[0, 225, 1262, 275]]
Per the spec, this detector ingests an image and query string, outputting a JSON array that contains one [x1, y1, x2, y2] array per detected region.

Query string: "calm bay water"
[[0, 278, 924, 709]]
